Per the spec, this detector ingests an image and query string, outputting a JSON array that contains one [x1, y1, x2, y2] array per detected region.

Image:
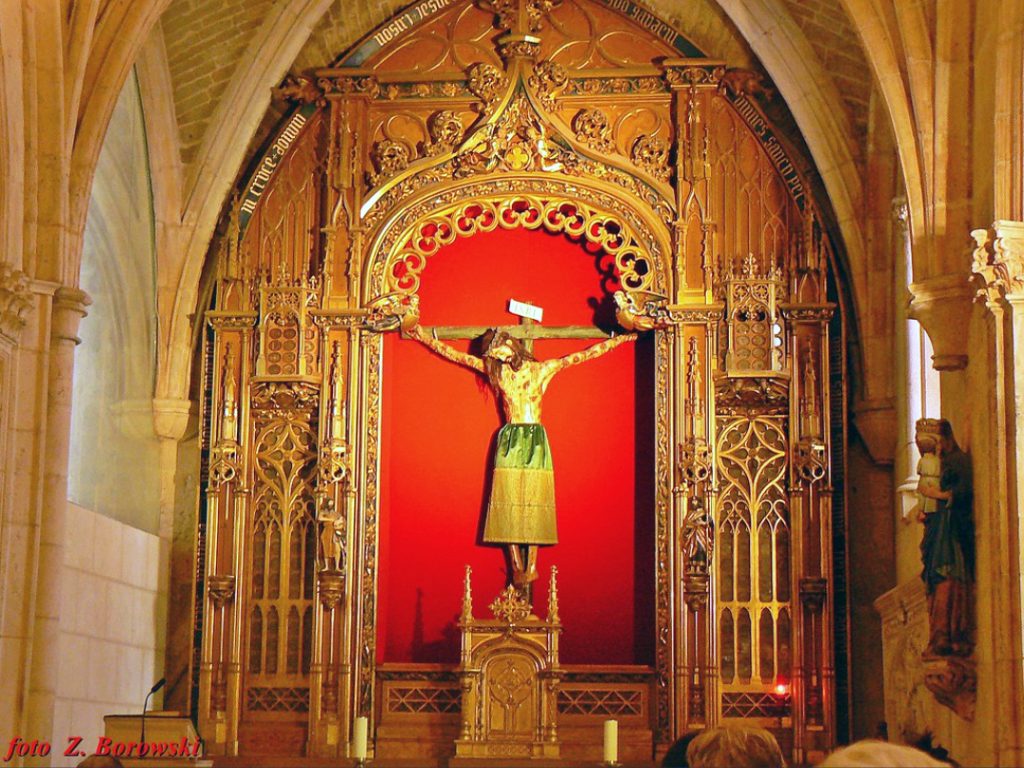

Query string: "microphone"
[[140, 678, 166, 744]]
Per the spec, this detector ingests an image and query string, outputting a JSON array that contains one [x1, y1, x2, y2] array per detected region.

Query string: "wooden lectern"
[[102, 712, 212, 768]]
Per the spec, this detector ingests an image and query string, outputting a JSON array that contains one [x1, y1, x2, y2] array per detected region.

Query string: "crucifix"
[[403, 299, 636, 590]]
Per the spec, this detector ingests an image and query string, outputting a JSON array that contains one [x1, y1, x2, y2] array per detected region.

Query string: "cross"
[[401, 299, 612, 353]]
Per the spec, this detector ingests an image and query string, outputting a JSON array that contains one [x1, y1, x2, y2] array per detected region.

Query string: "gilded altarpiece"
[[190, 0, 846, 763]]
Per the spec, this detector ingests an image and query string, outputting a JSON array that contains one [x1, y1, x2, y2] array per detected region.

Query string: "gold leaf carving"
[[369, 139, 412, 187], [489, 585, 532, 624], [630, 134, 671, 183], [467, 63, 506, 112], [424, 110, 464, 157], [572, 108, 613, 153], [528, 60, 568, 108]]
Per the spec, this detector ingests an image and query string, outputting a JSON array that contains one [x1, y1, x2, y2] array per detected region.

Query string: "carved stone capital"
[[51, 286, 91, 345], [971, 220, 1024, 306], [0, 264, 32, 343], [152, 398, 196, 442], [908, 274, 974, 370]]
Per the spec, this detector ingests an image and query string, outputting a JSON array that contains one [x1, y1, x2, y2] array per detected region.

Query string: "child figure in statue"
[[914, 419, 941, 522], [407, 324, 634, 587]]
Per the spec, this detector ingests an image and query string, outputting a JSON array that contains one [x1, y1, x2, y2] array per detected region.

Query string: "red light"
[[775, 683, 789, 695]]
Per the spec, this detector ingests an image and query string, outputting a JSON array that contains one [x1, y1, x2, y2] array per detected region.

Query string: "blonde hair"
[[818, 741, 949, 767], [687, 725, 786, 768]]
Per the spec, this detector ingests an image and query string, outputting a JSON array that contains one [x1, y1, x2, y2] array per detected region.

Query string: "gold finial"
[[461, 565, 473, 622], [547, 566, 560, 624]]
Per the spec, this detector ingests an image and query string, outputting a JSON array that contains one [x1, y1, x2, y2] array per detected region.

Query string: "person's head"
[[686, 725, 785, 768], [817, 740, 949, 767], [77, 756, 125, 768], [480, 329, 532, 377], [662, 730, 701, 767]]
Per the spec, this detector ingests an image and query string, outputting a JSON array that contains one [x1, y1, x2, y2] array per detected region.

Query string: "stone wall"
[[51, 503, 166, 754]]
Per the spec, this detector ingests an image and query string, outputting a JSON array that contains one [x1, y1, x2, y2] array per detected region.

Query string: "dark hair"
[[936, 419, 960, 453], [663, 730, 702, 767], [479, 328, 534, 382]]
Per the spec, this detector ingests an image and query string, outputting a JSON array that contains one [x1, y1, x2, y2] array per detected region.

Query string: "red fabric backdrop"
[[379, 227, 654, 665]]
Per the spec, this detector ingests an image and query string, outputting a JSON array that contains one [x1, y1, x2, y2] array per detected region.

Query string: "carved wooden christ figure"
[[407, 323, 634, 587]]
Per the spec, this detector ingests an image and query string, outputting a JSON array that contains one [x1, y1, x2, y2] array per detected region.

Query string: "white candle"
[[603, 719, 618, 764], [352, 716, 368, 760]]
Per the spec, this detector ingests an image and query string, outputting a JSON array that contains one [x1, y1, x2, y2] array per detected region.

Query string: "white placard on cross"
[[508, 299, 543, 322]]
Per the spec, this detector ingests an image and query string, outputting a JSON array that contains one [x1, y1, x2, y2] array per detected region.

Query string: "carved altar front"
[[185, 0, 848, 763]]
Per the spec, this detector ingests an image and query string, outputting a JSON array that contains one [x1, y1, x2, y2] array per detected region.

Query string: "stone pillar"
[[971, 220, 1024, 765], [0, 266, 34, 746], [151, 397, 196, 713], [24, 286, 89, 762]]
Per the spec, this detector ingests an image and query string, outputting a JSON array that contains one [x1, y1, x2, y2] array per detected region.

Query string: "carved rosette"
[[424, 110, 465, 157], [0, 265, 32, 344], [467, 63, 506, 113], [528, 60, 568, 109], [630, 135, 671, 183]]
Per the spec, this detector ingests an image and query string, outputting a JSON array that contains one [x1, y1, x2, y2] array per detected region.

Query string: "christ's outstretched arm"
[[407, 324, 485, 372], [542, 332, 635, 377]]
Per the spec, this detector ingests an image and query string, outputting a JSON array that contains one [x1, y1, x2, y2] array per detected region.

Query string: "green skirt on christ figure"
[[483, 423, 558, 545]]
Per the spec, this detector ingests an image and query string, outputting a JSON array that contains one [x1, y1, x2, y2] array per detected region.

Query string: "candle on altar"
[[603, 719, 618, 764], [353, 716, 368, 760]]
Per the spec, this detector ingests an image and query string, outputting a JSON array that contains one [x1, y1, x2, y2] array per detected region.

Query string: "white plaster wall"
[[51, 502, 166, 755]]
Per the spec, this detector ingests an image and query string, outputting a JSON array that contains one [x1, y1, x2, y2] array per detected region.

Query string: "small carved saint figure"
[[915, 418, 974, 657], [318, 494, 344, 572], [407, 324, 634, 587]]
